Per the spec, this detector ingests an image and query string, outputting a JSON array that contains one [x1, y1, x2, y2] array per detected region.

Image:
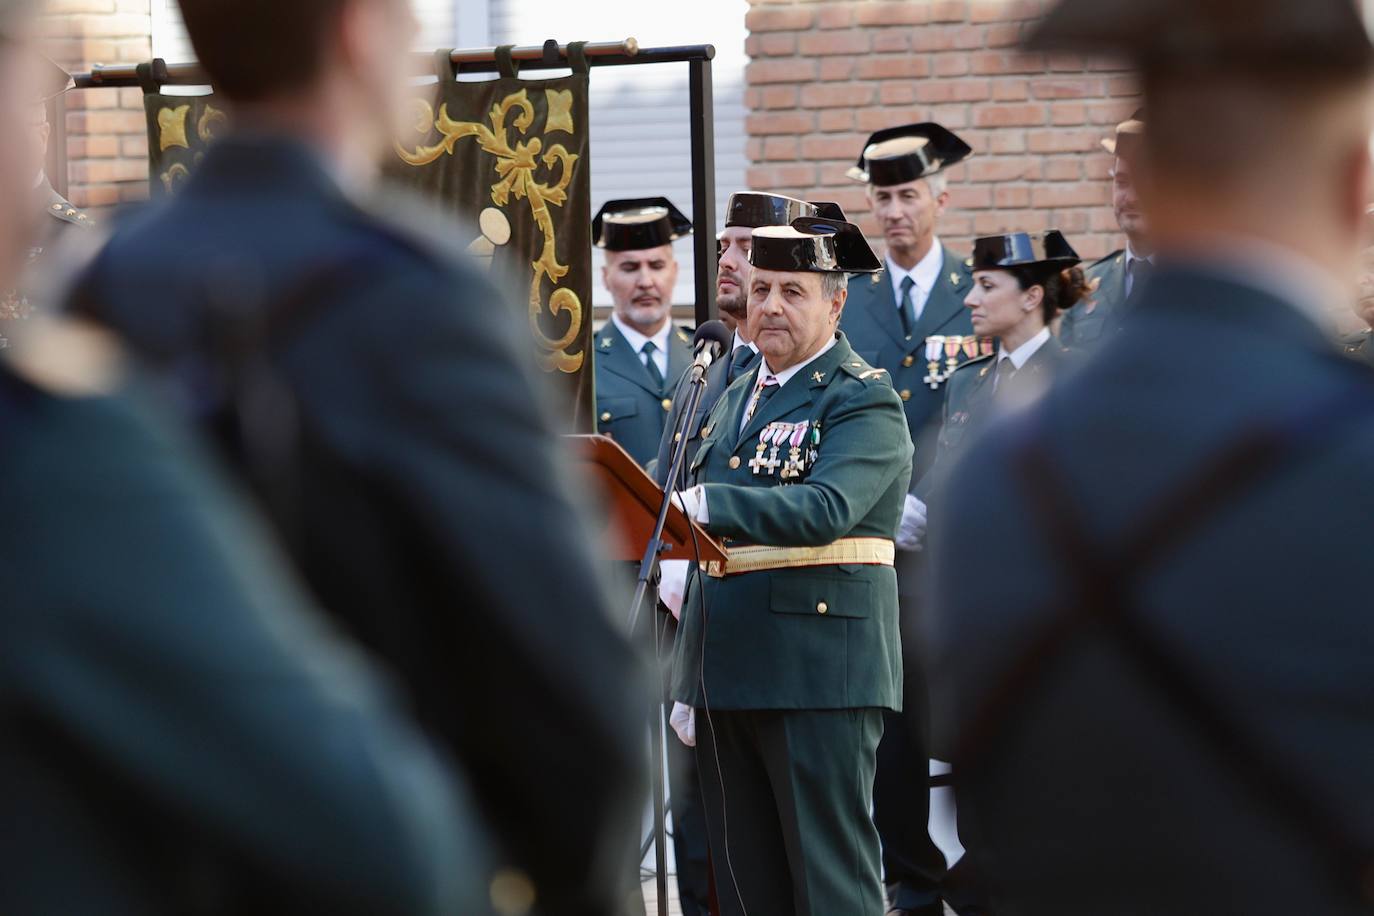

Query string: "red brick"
[[949, 186, 992, 210], [994, 186, 1032, 208], [992, 79, 1030, 101], [801, 83, 875, 109], [817, 4, 853, 28], [798, 30, 871, 56], [746, 32, 797, 57], [968, 157, 1035, 182], [854, 2, 933, 26], [871, 32, 910, 53], [801, 133, 865, 160], [930, 0, 969, 22], [747, 111, 816, 135], [819, 58, 855, 81], [853, 56, 932, 80], [1031, 78, 1107, 99], [1050, 103, 1088, 126], [915, 80, 992, 103], [747, 58, 818, 85], [973, 104, 1047, 128], [1026, 130, 1101, 153], [878, 82, 918, 105], [818, 109, 857, 132], [1045, 159, 1084, 181], [935, 55, 970, 77], [762, 137, 799, 160], [745, 7, 814, 31], [758, 85, 798, 109], [747, 163, 818, 188], [1030, 183, 1110, 208]]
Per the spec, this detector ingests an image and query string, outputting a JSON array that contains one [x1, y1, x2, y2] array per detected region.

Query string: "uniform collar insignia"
[[811, 370, 825, 383]]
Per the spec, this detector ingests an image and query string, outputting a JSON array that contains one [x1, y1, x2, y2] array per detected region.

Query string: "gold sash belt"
[[701, 537, 896, 578]]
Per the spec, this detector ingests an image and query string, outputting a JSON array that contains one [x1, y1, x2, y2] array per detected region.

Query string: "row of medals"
[[925, 335, 994, 389], [751, 419, 820, 480]]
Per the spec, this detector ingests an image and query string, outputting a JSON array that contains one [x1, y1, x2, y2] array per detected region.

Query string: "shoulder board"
[[2, 316, 124, 396], [1088, 249, 1124, 271], [839, 357, 891, 385], [952, 352, 995, 375], [676, 326, 692, 344]]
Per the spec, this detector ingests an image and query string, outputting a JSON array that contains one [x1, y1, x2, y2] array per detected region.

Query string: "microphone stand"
[[626, 349, 715, 916]]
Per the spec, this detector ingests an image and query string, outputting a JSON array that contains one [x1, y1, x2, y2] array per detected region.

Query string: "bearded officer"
[[836, 122, 978, 916], [668, 214, 912, 916], [1058, 110, 1154, 349], [593, 197, 694, 467]]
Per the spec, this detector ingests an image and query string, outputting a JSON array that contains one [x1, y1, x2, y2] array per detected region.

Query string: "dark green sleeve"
[[0, 389, 488, 915], [701, 382, 914, 545]]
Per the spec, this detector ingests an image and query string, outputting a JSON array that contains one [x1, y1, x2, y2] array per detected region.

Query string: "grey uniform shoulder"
[[42, 186, 93, 229], [1085, 249, 1124, 278]]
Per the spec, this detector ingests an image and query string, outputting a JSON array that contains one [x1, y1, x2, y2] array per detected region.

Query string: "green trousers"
[[695, 708, 886, 916]]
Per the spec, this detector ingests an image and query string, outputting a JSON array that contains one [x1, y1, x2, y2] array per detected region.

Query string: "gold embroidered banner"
[[142, 92, 227, 197], [390, 45, 594, 432]]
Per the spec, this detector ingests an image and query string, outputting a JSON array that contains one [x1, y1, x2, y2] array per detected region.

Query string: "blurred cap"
[[593, 197, 692, 251], [971, 230, 1081, 272], [1024, 0, 1374, 75], [750, 217, 882, 274], [847, 123, 973, 186], [1102, 108, 1145, 155]]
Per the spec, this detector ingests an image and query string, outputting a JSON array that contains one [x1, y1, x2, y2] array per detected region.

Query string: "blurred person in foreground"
[[926, 0, 1374, 913], [67, 0, 646, 911], [0, 7, 488, 913], [1341, 213, 1374, 366]]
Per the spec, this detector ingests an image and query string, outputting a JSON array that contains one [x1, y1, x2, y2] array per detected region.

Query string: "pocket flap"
[[597, 396, 639, 421], [770, 573, 873, 619]]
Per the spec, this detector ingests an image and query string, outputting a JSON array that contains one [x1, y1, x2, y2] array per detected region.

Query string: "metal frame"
[[64, 39, 720, 325]]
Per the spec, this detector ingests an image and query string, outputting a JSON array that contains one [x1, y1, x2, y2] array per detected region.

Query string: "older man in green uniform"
[[1058, 111, 1153, 348], [593, 197, 694, 466], [668, 214, 912, 916]]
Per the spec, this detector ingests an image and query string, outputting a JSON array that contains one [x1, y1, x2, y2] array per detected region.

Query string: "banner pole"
[[688, 53, 718, 328]]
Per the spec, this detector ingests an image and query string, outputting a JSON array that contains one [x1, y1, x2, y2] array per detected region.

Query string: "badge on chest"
[[747, 420, 820, 482]]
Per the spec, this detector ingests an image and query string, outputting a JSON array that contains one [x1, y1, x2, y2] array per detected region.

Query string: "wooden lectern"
[[570, 434, 726, 565]]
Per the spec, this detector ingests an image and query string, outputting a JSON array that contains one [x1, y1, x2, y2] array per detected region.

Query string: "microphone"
[[689, 319, 733, 381]]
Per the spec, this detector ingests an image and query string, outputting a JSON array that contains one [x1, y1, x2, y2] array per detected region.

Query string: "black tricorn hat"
[[723, 192, 817, 230], [750, 217, 883, 275], [971, 230, 1081, 272], [593, 197, 693, 251], [847, 123, 973, 187], [1102, 108, 1145, 155], [1024, 0, 1374, 74]]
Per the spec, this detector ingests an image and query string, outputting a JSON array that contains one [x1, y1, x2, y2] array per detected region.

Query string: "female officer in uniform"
[[915, 230, 1087, 504]]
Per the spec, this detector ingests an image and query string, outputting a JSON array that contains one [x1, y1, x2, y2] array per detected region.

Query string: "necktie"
[[641, 340, 665, 392], [1129, 258, 1154, 297], [899, 275, 918, 339], [729, 346, 759, 384], [741, 374, 780, 432], [995, 356, 1017, 392]]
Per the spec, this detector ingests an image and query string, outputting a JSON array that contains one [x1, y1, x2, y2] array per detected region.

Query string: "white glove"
[[659, 559, 690, 620], [671, 486, 708, 523], [669, 702, 696, 747], [896, 493, 928, 552]]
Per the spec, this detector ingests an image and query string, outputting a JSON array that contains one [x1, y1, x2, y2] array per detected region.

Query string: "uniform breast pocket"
[[597, 396, 639, 436], [770, 573, 873, 619]]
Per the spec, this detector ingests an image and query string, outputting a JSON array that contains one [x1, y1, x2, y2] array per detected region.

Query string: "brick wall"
[[36, 0, 152, 212], [743, 0, 1140, 261]]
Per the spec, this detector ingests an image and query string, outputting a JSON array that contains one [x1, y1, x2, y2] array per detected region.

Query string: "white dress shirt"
[[993, 326, 1051, 392], [611, 313, 671, 378], [887, 240, 946, 324], [1123, 244, 1155, 299], [731, 328, 759, 356]]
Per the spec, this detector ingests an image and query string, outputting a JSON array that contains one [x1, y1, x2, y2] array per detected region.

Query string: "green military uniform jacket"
[[670, 333, 913, 712], [1, 181, 92, 348], [1341, 328, 1374, 368], [838, 246, 975, 484], [1058, 249, 1129, 348], [594, 320, 693, 467], [917, 335, 1073, 504]]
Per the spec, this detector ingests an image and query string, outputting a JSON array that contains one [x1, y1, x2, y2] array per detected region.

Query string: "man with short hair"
[[1058, 110, 1153, 348], [928, 0, 1374, 911], [69, 0, 646, 912], [593, 196, 694, 467], [669, 215, 912, 916], [838, 123, 979, 916]]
